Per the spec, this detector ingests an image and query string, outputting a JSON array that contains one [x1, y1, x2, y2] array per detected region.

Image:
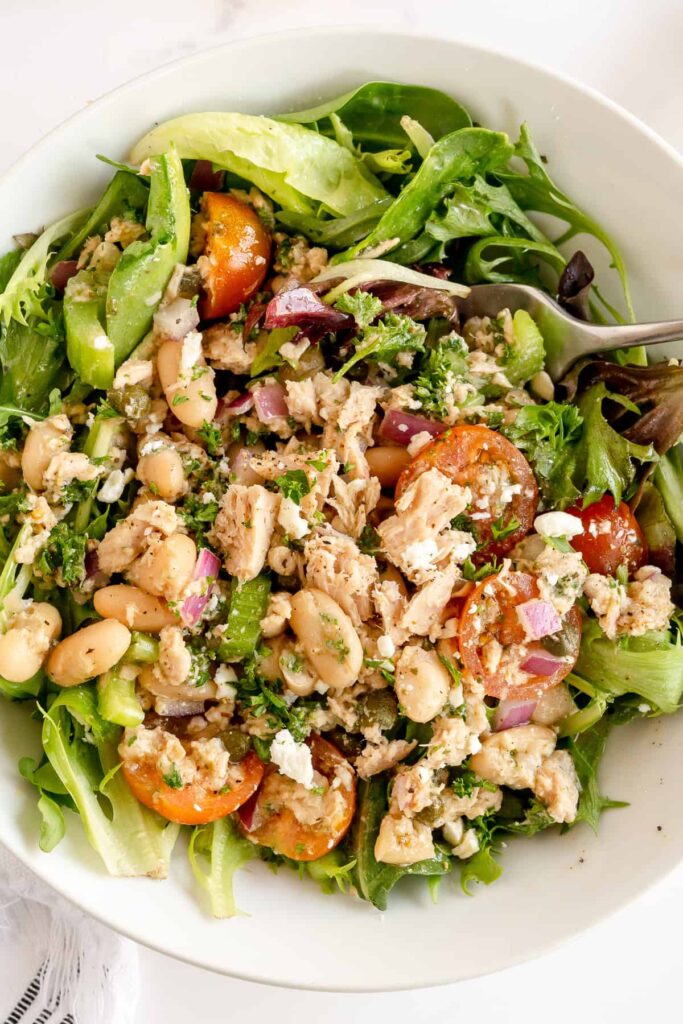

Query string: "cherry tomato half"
[[198, 192, 271, 320], [457, 570, 582, 699], [122, 749, 264, 826], [568, 495, 647, 576], [238, 734, 356, 861], [396, 424, 538, 563]]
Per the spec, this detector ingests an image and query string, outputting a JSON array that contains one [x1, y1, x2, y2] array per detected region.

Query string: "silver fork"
[[457, 283, 683, 382]]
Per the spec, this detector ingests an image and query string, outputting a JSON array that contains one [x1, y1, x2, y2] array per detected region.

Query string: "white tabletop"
[[1, 0, 682, 1019]]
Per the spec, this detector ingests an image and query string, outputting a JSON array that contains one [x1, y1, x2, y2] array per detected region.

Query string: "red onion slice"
[[50, 260, 79, 292], [253, 382, 288, 424], [378, 409, 445, 446], [189, 159, 225, 192], [264, 286, 354, 334], [237, 789, 260, 831], [516, 599, 562, 641], [492, 698, 538, 731], [243, 302, 266, 343], [520, 649, 565, 676], [153, 297, 200, 341], [225, 391, 254, 416], [180, 548, 221, 626]]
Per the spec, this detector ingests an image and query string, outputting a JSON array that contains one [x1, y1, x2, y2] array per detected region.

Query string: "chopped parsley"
[[334, 290, 383, 329], [358, 524, 381, 555], [490, 515, 521, 541], [36, 522, 88, 586], [414, 333, 470, 418], [451, 769, 497, 799], [162, 765, 184, 789], [197, 419, 223, 456], [274, 469, 311, 506], [333, 313, 426, 381]]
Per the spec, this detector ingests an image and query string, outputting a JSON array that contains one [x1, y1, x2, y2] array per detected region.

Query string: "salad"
[[0, 81, 681, 915]]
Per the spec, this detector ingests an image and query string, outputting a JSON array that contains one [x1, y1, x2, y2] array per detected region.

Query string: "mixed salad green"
[[0, 81, 681, 916]]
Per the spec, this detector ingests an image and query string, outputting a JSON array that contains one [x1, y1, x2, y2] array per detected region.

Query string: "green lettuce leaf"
[[571, 618, 683, 715], [566, 716, 627, 833], [130, 113, 388, 216], [188, 817, 253, 918], [349, 778, 452, 910], [279, 81, 471, 148]]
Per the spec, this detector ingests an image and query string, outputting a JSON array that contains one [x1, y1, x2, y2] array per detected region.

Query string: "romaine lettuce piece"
[[130, 114, 388, 217], [188, 816, 253, 918]]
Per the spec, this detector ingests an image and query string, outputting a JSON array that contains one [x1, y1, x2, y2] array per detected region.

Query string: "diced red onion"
[[243, 302, 266, 343], [154, 697, 207, 717], [378, 409, 444, 446], [253, 382, 288, 424], [237, 789, 260, 831], [153, 297, 200, 341], [520, 649, 565, 676], [50, 259, 79, 291], [225, 391, 254, 416], [180, 548, 221, 626], [189, 159, 225, 192], [516, 599, 562, 641], [84, 549, 99, 579], [264, 286, 354, 334], [493, 698, 538, 731]]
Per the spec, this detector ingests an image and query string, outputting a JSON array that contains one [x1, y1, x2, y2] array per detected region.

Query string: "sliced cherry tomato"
[[568, 495, 647, 576], [198, 192, 271, 320], [238, 734, 356, 861], [458, 570, 582, 699], [396, 424, 538, 563], [122, 749, 264, 825]]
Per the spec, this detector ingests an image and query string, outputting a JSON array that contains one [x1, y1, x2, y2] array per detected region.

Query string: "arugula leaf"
[[460, 845, 503, 894], [464, 235, 566, 287], [342, 128, 513, 262], [574, 384, 655, 506], [276, 199, 392, 250], [655, 447, 683, 543], [333, 313, 426, 381], [349, 778, 452, 910], [496, 124, 634, 321], [426, 176, 547, 244], [566, 717, 627, 833]]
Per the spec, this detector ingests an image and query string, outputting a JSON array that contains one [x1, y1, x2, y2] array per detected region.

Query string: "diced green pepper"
[[219, 576, 271, 662], [97, 668, 144, 728], [106, 149, 190, 365]]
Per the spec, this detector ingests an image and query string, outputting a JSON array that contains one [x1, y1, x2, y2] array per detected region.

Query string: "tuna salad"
[[1, 81, 681, 913]]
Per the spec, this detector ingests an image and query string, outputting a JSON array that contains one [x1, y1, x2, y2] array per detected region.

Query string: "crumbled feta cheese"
[[403, 538, 439, 572], [406, 431, 434, 457], [377, 634, 396, 659], [180, 330, 203, 373], [214, 664, 237, 686], [638, 703, 651, 714], [534, 511, 584, 539], [98, 468, 135, 503], [277, 496, 309, 540], [270, 729, 315, 789]]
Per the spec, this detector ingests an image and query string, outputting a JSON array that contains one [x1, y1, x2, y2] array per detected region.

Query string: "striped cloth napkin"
[[0, 845, 138, 1024]]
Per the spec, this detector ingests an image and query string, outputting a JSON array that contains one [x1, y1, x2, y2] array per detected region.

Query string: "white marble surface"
[[1, 0, 682, 1020]]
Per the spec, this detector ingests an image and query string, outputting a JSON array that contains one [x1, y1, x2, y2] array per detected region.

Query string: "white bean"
[[21, 416, 71, 491], [0, 603, 62, 682], [93, 585, 178, 632], [127, 533, 197, 601], [157, 340, 218, 429], [395, 645, 450, 723], [137, 447, 187, 502], [47, 619, 131, 687], [289, 588, 362, 690]]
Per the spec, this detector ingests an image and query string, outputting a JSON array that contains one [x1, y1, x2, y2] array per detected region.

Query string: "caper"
[[357, 689, 398, 732], [327, 727, 364, 758], [416, 796, 445, 826], [108, 384, 152, 421], [221, 727, 252, 762]]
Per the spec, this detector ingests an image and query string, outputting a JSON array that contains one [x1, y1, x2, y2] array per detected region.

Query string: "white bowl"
[[1, 28, 682, 992]]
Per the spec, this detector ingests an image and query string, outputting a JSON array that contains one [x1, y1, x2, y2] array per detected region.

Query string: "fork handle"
[[583, 319, 683, 355]]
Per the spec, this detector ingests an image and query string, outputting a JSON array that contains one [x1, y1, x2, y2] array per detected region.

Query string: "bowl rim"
[[1, 25, 682, 991]]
